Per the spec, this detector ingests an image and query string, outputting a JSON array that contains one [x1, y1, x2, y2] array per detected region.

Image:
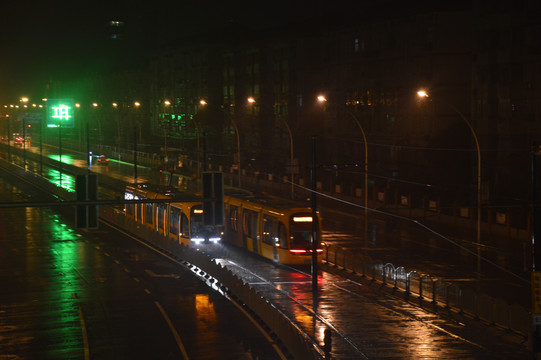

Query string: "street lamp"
[[133, 101, 141, 183], [345, 109, 369, 247], [228, 113, 242, 188], [162, 100, 170, 163], [417, 89, 482, 279], [277, 111, 295, 199], [318, 95, 370, 245]]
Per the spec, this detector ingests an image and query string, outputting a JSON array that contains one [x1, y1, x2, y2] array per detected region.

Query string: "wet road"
[[0, 142, 533, 359], [203, 242, 530, 359], [0, 171, 280, 359]]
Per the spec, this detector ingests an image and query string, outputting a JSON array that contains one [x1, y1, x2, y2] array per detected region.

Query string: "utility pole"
[[311, 137, 318, 291], [531, 142, 541, 357]]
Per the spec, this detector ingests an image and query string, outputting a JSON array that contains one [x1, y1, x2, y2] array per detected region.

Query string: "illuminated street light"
[[112, 102, 118, 108], [162, 100, 170, 161], [20, 97, 29, 103], [92, 102, 98, 107], [199, 99, 207, 106], [417, 89, 482, 281], [134, 101, 141, 107], [247, 97, 256, 104], [317, 95, 327, 102]]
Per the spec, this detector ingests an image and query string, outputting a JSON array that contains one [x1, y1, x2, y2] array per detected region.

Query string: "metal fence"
[[323, 244, 531, 336]]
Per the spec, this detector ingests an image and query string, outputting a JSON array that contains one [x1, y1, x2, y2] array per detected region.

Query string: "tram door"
[[243, 209, 258, 254]]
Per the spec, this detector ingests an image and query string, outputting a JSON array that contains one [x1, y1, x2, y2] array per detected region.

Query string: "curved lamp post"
[[417, 90, 482, 279], [346, 109, 369, 247], [318, 95, 370, 245]]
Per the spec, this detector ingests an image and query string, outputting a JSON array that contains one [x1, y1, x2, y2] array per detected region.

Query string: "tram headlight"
[[191, 237, 204, 245]]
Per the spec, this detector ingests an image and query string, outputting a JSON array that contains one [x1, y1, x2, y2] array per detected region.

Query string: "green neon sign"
[[47, 99, 75, 128]]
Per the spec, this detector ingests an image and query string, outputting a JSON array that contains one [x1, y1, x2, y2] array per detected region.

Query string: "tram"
[[122, 184, 323, 265], [123, 183, 222, 245], [223, 189, 323, 265]]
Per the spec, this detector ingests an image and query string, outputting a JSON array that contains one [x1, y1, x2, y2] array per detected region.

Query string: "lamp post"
[[318, 95, 369, 245], [133, 101, 141, 183], [281, 114, 295, 199], [20, 97, 28, 171], [346, 109, 369, 247], [226, 112, 242, 188], [163, 100, 170, 164], [417, 90, 482, 279]]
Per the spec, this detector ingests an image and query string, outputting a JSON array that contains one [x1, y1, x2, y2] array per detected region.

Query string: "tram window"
[[290, 214, 315, 248], [157, 204, 166, 230], [180, 213, 189, 238], [262, 215, 277, 245], [138, 202, 144, 220], [145, 203, 153, 224], [229, 206, 238, 233], [170, 207, 180, 235], [191, 206, 204, 237]]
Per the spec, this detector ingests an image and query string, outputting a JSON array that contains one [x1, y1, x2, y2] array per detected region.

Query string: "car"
[[97, 155, 109, 165], [14, 136, 24, 147]]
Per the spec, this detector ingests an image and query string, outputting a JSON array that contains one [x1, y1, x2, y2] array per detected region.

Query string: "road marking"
[[145, 269, 180, 279], [155, 301, 189, 360], [144, 288, 151, 295], [78, 306, 90, 360]]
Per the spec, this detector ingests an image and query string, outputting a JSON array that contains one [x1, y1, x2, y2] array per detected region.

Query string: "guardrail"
[[323, 244, 531, 336], [101, 207, 319, 359]]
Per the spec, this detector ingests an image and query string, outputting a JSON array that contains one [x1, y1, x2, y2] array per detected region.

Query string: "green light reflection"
[[48, 154, 75, 165], [46, 168, 76, 192]]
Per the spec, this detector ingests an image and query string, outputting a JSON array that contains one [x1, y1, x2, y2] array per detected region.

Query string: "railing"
[[101, 206, 319, 359], [322, 244, 531, 336]]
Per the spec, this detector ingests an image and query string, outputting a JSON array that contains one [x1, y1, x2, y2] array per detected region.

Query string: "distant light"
[[164, 100, 171, 106], [417, 90, 429, 98], [92, 103, 98, 107], [199, 99, 207, 106], [247, 97, 256, 103], [193, 209, 203, 214], [134, 101, 141, 107], [75, 103, 81, 108], [317, 95, 327, 102], [112, 102, 118, 107], [20, 97, 29, 103]]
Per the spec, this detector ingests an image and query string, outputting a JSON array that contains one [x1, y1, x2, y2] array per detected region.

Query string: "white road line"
[[78, 306, 90, 360], [155, 301, 189, 360]]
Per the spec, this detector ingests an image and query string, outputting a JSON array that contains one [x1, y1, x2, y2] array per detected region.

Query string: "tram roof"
[[224, 188, 309, 210], [127, 183, 194, 200]]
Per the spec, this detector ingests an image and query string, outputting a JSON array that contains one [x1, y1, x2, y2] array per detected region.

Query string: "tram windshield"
[[190, 206, 204, 239], [289, 214, 319, 251]]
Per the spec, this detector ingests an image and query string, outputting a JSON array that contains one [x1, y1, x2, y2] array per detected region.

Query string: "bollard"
[[323, 328, 332, 357]]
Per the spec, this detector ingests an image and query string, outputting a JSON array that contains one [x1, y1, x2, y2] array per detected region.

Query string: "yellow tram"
[[223, 189, 323, 265], [124, 183, 222, 246]]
